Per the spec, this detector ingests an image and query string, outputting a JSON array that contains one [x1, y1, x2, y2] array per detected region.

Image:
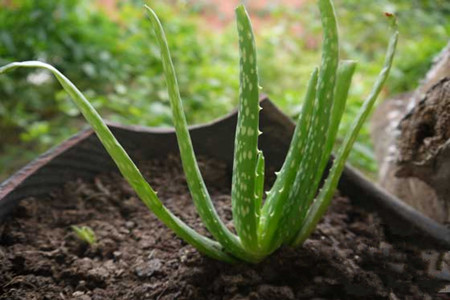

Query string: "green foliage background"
[[0, 0, 449, 179]]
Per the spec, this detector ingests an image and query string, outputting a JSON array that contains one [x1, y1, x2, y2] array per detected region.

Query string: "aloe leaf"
[[231, 5, 261, 252], [321, 60, 357, 169], [254, 151, 265, 220], [0, 61, 235, 263], [258, 67, 318, 253], [281, 59, 357, 243], [263, 60, 355, 251], [145, 6, 260, 262], [291, 19, 399, 247], [269, 0, 340, 246]]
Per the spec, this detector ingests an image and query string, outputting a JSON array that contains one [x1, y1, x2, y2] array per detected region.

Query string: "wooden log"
[[371, 43, 450, 224], [396, 78, 450, 223]]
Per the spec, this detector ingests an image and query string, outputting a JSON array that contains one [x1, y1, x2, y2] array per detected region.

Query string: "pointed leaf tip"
[[236, 4, 246, 12], [384, 12, 398, 29]]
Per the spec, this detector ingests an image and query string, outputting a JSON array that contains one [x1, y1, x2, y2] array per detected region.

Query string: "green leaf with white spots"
[[258, 67, 319, 253], [254, 151, 265, 220], [291, 18, 398, 247], [0, 61, 235, 263], [321, 60, 357, 169], [231, 5, 261, 252], [145, 6, 261, 263], [273, 0, 340, 245], [281, 59, 357, 243]]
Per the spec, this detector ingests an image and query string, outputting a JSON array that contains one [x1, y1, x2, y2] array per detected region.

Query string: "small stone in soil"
[[135, 258, 162, 278]]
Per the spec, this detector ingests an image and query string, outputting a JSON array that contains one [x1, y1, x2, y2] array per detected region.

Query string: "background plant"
[[0, 0, 397, 262]]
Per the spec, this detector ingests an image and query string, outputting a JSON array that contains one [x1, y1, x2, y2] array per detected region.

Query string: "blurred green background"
[[0, 0, 449, 180]]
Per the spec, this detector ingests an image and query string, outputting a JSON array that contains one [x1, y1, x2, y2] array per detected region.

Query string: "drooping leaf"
[[0, 61, 235, 263]]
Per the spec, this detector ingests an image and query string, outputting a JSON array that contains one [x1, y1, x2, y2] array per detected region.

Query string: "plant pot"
[[1, 97, 449, 299]]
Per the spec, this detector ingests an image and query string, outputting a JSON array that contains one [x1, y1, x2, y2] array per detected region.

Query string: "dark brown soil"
[[0, 154, 448, 299]]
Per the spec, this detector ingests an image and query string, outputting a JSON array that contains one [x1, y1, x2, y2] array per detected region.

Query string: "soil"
[[0, 154, 448, 299]]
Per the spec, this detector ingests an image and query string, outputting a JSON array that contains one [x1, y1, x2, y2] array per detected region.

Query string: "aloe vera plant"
[[0, 0, 398, 263]]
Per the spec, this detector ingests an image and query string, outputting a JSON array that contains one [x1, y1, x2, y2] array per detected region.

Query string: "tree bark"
[[371, 43, 450, 224]]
